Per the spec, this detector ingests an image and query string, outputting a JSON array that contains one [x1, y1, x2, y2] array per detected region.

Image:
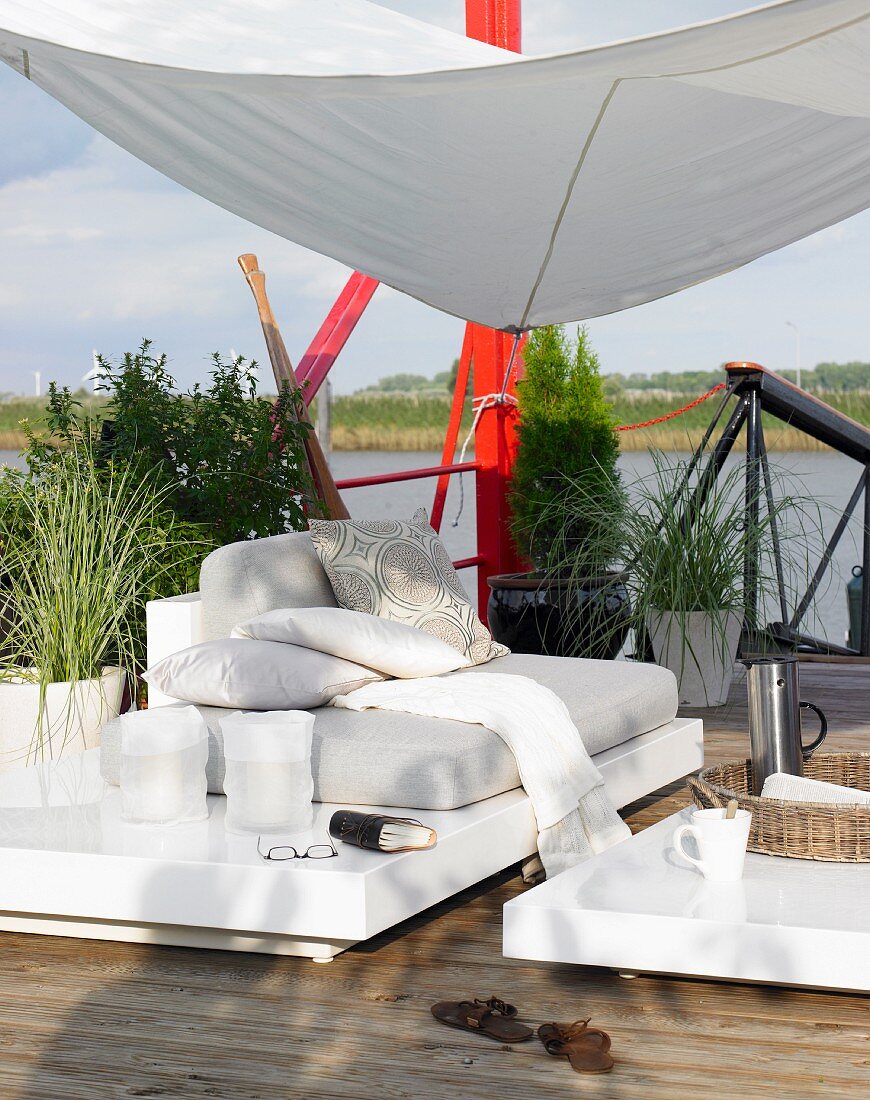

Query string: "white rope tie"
[[452, 334, 521, 528]]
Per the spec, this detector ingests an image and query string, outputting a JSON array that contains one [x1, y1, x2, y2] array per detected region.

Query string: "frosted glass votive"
[[221, 711, 315, 835], [120, 707, 209, 826]]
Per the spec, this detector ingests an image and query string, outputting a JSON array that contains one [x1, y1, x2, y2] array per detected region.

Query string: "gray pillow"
[[308, 509, 507, 666], [143, 638, 383, 710]]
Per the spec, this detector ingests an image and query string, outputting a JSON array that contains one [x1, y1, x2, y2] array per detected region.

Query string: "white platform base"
[[0, 717, 702, 959], [0, 750, 538, 961], [504, 808, 870, 994], [0, 913, 356, 959]]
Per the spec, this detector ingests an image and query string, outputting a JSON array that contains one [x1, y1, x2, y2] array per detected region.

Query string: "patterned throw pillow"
[[308, 509, 508, 666]]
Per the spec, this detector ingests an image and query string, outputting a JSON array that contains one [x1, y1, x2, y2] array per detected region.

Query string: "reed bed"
[[3, 390, 869, 453], [1, 424, 837, 453], [616, 425, 839, 452], [0, 431, 25, 452], [330, 425, 453, 451]]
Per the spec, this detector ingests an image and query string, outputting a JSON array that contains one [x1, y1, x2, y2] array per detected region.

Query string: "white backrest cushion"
[[232, 606, 472, 678], [143, 638, 383, 710], [199, 532, 337, 641]]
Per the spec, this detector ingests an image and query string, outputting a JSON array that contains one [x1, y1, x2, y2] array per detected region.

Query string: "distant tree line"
[[360, 367, 454, 394], [604, 361, 870, 394], [805, 362, 870, 392], [356, 360, 870, 397]]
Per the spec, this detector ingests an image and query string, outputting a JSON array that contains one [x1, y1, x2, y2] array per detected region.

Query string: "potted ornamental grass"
[[0, 440, 205, 770], [487, 325, 631, 659], [626, 457, 752, 706], [542, 452, 814, 706], [630, 457, 816, 706]]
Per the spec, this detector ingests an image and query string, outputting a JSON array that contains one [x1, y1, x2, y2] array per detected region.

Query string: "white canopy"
[[1, 0, 869, 330]]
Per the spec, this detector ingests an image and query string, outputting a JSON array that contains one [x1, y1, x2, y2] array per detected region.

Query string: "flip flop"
[[430, 996, 533, 1042], [538, 1019, 614, 1074]]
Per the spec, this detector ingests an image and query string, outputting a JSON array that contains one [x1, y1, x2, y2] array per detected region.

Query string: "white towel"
[[331, 672, 631, 877], [761, 772, 870, 806]]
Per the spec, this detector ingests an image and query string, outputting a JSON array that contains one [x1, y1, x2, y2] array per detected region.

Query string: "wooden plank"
[[0, 663, 867, 1099]]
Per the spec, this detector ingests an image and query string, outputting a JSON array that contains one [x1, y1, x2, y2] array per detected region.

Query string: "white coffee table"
[[503, 808, 870, 993]]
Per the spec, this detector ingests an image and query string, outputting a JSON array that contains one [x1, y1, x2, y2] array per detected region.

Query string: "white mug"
[[673, 807, 752, 883]]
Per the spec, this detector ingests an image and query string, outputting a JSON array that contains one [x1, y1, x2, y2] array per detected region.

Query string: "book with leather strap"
[[328, 811, 437, 853]]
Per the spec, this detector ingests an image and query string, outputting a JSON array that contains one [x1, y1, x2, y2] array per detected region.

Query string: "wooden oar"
[[238, 254, 349, 520]]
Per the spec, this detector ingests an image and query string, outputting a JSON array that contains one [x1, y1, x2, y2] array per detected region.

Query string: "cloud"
[[0, 125, 462, 393], [0, 137, 346, 319], [5, 224, 105, 244], [0, 67, 94, 185]]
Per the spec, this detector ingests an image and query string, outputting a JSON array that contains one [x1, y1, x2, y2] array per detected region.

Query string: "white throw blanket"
[[331, 672, 631, 878]]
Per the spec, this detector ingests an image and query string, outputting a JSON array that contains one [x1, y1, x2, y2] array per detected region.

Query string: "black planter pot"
[[486, 571, 631, 660]]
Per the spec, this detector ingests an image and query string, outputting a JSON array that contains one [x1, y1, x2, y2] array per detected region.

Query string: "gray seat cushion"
[[200, 532, 337, 641], [101, 656, 677, 810]]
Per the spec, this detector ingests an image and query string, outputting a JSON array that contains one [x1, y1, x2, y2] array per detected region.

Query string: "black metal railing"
[[686, 362, 870, 657]]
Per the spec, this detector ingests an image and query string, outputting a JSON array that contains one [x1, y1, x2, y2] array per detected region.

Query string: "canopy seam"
[[519, 79, 620, 331], [516, 9, 870, 331], [644, 9, 870, 80]]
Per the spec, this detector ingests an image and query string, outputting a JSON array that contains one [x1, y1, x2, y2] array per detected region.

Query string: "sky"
[[0, 0, 868, 396]]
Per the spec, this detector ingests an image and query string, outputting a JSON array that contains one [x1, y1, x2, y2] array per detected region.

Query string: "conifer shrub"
[[509, 325, 625, 574]]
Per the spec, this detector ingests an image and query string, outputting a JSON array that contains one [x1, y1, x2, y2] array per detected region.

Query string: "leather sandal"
[[430, 997, 533, 1042], [538, 1019, 614, 1074]]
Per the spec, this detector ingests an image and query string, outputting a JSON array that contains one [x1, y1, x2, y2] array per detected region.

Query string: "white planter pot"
[[0, 667, 125, 773], [648, 611, 741, 707]]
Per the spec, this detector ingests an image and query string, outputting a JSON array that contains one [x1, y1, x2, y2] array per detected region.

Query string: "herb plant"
[[29, 341, 318, 544]]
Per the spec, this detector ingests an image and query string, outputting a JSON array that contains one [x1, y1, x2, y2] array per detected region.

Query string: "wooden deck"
[[0, 663, 867, 1099]]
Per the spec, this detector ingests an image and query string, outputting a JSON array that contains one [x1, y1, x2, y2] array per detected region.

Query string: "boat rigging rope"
[[451, 365, 726, 528], [614, 382, 727, 431], [451, 334, 521, 527]]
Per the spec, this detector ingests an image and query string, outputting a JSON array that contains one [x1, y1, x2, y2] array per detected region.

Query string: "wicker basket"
[[688, 753, 870, 863]]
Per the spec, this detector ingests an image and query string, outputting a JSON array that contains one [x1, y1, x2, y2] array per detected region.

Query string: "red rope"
[[615, 382, 727, 432]]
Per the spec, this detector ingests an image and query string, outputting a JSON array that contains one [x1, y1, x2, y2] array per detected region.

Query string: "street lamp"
[[785, 321, 801, 390]]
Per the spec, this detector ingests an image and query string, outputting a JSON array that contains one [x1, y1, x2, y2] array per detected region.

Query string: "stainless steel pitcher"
[[743, 656, 827, 794]]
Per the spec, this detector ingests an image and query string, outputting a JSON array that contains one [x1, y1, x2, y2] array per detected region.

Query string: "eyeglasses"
[[256, 835, 338, 862]]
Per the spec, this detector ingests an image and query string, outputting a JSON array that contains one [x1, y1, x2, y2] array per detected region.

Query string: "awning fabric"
[[1, 0, 869, 330]]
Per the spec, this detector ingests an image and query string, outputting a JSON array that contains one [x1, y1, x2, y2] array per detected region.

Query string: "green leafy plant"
[[509, 326, 625, 572], [0, 441, 208, 757], [27, 341, 318, 544]]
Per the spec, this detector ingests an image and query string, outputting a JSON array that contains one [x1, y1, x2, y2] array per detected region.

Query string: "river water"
[[2, 449, 862, 648], [329, 450, 864, 650]]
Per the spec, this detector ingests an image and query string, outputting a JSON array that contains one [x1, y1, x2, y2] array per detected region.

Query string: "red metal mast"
[[288, 0, 526, 616], [464, 0, 526, 613]]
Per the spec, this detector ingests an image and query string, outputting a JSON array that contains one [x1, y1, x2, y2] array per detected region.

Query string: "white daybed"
[[0, 533, 703, 960]]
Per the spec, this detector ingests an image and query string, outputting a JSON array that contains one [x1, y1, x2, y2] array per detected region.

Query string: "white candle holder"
[[220, 711, 315, 835], [120, 707, 209, 826]]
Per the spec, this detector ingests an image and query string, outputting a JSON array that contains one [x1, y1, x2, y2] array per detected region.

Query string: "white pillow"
[[232, 606, 472, 678], [143, 638, 383, 710]]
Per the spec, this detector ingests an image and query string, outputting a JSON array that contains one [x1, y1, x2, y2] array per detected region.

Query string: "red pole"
[[296, 272, 379, 403], [465, 0, 526, 617], [466, 0, 522, 51]]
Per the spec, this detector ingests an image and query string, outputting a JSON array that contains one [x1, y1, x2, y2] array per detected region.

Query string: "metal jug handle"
[[799, 701, 828, 759]]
